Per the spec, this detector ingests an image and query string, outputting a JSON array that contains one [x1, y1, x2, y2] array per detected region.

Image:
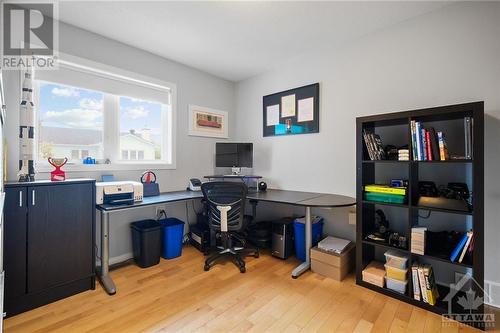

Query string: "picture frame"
[[188, 104, 229, 138], [262, 83, 319, 137]]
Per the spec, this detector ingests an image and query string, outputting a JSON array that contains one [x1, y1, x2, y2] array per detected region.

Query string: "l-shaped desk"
[[96, 189, 355, 295]]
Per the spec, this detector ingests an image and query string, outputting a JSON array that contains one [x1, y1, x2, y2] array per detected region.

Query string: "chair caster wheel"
[[239, 266, 246, 273], [204, 264, 210, 271]]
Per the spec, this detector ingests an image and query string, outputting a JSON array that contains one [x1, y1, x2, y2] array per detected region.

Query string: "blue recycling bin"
[[293, 216, 324, 262], [159, 217, 185, 259]]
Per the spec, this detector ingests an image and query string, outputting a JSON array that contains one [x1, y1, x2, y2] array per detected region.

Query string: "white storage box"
[[385, 276, 407, 294], [384, 249, 408, 269]]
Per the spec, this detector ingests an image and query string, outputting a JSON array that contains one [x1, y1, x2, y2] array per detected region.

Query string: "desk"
[[96, 189, 355, 295]]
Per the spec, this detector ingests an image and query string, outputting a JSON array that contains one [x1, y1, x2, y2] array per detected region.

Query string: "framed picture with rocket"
[[188, 104, 229, 138], [262, 83, 319, 137]]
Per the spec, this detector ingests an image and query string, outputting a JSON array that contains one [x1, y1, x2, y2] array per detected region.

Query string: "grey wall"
[[235, 2, 500, 283], [3, 21, 235, 264]]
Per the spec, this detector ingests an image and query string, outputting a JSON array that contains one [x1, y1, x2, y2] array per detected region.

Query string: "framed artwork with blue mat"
[[262, 83, 319, 137]]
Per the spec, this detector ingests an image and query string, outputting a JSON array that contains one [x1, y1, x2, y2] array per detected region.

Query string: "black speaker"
[[258, 181, 267, 191]]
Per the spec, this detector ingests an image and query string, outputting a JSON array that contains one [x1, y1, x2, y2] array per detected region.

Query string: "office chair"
[[201, 181, 259, 273]]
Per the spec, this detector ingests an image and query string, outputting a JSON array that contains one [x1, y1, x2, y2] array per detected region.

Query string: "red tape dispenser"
[[141, 170, 160, 197], [48, 157, 68, 181]]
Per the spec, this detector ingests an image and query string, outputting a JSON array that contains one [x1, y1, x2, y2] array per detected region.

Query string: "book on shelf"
[[425, 131, 433, 161], [437, 131, 449, 161], [411, 264, 421, 301], [363, 130, 385, 160], [413, 263, 439, 305], [364, 185, 407, 195], [429, 127, 440, 161], [421, 128, 427, 161], [423, 264, 439, 305], [411, 121, 417, 160], [417, 265, 429, 303], [458, 231, 473, 263], [411, 227, 426, 255], [363, 130, 375, 160], [450, 232, 469, 262]]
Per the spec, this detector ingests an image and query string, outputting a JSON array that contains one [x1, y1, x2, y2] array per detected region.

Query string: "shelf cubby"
[[356, 102, 484, 329]]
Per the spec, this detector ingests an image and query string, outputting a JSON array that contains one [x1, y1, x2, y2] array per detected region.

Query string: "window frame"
[[33, 54, 177, 172]]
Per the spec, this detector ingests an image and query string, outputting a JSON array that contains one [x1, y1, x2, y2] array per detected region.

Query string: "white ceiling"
[[56, 1, 450, 82]]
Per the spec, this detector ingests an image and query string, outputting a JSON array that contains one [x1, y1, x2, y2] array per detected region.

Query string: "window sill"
[[36, 162, 176, 173]]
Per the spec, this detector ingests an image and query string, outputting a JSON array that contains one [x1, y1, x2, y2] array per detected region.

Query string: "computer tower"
[[271, 218, 294, 259], [190, 213, 211, 254]]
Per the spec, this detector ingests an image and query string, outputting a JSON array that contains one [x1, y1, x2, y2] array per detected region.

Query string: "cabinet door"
[[4, 187, 27, 299], [27, 183, 93, 293]]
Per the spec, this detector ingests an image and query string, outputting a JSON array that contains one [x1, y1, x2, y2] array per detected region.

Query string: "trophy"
[[48, 157, 68, 181]]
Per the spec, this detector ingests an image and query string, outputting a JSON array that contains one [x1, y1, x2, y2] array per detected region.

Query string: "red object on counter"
[[48, 157, 68, 181]]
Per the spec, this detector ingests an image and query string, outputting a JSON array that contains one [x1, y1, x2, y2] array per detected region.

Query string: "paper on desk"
[[266, 104, 280, 126]]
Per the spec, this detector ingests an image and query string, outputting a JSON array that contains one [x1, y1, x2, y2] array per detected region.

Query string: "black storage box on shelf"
[[131, 219, 162, 268]]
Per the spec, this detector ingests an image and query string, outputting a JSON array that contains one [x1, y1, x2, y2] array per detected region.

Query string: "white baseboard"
[[110, 252, 134, 266], [485, 280, 500, 309]]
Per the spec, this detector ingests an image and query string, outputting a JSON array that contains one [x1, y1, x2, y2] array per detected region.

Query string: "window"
[[38, 82, 104, 162], [33, 59, 175, 170], [119, 96, 164, 161]]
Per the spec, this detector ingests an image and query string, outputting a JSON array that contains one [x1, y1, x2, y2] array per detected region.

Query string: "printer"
[[96, 181, 144, 205]]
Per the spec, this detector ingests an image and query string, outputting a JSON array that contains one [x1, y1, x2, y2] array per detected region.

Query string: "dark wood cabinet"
[[4, 187, 27, 301], [4, 179, 95, 317]]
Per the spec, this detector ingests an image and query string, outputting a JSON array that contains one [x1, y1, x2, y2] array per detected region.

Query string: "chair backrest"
[[201, 181, 248, 232]]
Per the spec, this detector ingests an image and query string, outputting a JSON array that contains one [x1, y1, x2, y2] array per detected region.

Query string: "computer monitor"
[[215, 143, 253, 169]]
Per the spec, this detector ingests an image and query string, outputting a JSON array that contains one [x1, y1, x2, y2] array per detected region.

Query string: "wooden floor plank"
[[4, 247, 486, 333]]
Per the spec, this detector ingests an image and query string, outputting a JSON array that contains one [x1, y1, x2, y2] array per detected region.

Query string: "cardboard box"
[[362, 261, 385, 287], [310, 242, 355, 281]]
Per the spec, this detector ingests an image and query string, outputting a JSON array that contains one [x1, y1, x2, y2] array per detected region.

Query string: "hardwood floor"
[[4, 247, 493, 333]]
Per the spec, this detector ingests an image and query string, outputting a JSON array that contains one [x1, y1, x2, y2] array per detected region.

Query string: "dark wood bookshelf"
[[356, 102, 484, 329], [361, 200, 408, 208], [414, 205, 473, 216], [362, 239, 408, 252]]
